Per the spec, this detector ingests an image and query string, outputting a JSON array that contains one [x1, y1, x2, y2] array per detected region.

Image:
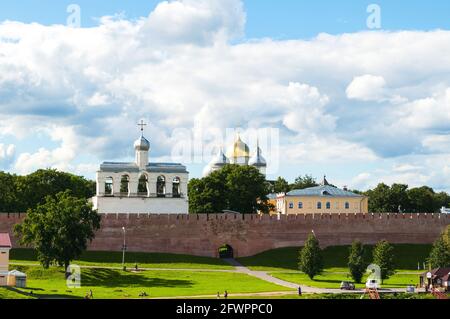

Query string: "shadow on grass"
[[5, 286, 84, 299], [10, 249, 228, 268], [81, 268, 194, 289]]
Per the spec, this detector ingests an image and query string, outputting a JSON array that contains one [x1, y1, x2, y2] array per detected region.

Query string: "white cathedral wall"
[[93, 196, 189, 214]]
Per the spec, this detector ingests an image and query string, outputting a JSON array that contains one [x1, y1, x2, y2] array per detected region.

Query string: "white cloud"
[[399, 88, 450, 131], [0, 143, 15, 168], [141, 0, 246, 45], [346, 75, 387, 102], [0, 1, 450, 189]]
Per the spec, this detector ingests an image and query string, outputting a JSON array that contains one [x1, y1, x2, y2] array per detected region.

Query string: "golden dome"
[[227, 134, 250, 159]]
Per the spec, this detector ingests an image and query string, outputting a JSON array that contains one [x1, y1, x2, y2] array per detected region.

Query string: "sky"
[[0, 0, 450, 191]]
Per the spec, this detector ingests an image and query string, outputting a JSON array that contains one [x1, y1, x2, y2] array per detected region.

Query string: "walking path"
[[222, 259, 410, 295], [11, 261, 414, 296]]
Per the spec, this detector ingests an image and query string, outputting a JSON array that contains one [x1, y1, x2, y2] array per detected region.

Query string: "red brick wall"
[[1, 213, 449, 257]]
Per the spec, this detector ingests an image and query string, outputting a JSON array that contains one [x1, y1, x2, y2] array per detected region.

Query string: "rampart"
[[0, 213, 448, 257]]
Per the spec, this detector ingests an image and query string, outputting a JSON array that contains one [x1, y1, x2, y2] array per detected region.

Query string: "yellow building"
[[276, 178, 368, 215]]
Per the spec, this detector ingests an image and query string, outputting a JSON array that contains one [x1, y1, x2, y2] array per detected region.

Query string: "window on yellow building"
[[317, 202, 322, 209], [298, 202, 303, 209], [326, 202, 331, 209], [289, 202, 294, 209], [345, 202, 350, 209]]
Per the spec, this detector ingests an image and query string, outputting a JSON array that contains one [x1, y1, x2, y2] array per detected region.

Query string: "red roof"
[[0, 233, 12, 248]]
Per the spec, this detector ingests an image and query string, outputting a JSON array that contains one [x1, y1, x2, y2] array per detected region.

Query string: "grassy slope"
[[270, 272, 419, 289], [4, 265, 289, 299], [237, 244, 432, 272], [237, 244, 432, 290], [4, 244, 434, 299], [10, 249, 233, 270], [0, 287, 34, 299]]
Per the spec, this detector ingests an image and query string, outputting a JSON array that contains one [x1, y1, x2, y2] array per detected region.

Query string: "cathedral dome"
[[227, 134, 250, 159], [210, 147, 229, 167], [134, 135, 150, 151], [249, 146, 267, 167]]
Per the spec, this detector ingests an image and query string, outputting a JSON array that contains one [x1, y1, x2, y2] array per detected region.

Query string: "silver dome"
[[249, 146, 267, 167], [134, 135, 150, 151], [210, 147, 229, 167]]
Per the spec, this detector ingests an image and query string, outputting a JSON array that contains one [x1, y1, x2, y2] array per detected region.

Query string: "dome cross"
[[138, 120, 147, 135]]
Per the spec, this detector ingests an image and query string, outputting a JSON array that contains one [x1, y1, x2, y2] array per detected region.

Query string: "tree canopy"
[[188, 164, 272, 214], [372, 240, 395, 284], [348, 241, 367, 283], [0, 169, 95, 212], [428, 231, 450, 269], [298, 233, 323, 280], [364, 183, 450, 213], [14, 191, 101, 277]]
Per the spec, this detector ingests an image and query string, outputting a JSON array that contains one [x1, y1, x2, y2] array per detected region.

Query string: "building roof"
[[267, 193, 277, 200], [99, 162, 188, 174], [286, 185, 364, 198], [421, 268, 450, 280], [0, 233, 12, 248], [8, 270, 26, 277]]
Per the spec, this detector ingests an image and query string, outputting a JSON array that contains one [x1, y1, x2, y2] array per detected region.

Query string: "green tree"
[[365, 183, 390, 213], [298, 233, 323, 280], [444, 225, 450, 246], [273, 177, 290, 194], [427, 236, 450, 269], [14, 191, 101, 278], [14, 169, 95, 211], [372, 240, 395, 284], [434, 192, 450, 212], [407, 186, 436, 213], [188, 164, 271, 214], [0, 172, 19, 212], [290, 175, 318, 190], [365, 183, 410, 213], [188, 176, 227, 214], [389, 184, 410, 212], [348, 241, 367, 283]]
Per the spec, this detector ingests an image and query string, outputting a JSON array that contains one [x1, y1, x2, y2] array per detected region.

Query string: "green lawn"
[[3, 244, 435, 299], [1, 265, 290, 299], [237, 244, 432, 272], [0, 287, 34, 299], [10, 249, 233, 270], [270, 272, 420, 289]]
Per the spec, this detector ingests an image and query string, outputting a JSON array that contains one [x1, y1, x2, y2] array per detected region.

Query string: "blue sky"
[[1, 0, 450, 191], [1, 1, 450, 37]]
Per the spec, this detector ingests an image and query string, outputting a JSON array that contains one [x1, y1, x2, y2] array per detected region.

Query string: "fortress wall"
[[0, 213, 449, 257]]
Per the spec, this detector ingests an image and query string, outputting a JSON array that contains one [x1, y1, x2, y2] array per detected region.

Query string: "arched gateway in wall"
[[1, 213, 449, 258]]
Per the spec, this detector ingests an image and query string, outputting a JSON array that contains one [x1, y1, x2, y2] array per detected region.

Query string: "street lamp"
[[122, 227, 127, 271]]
